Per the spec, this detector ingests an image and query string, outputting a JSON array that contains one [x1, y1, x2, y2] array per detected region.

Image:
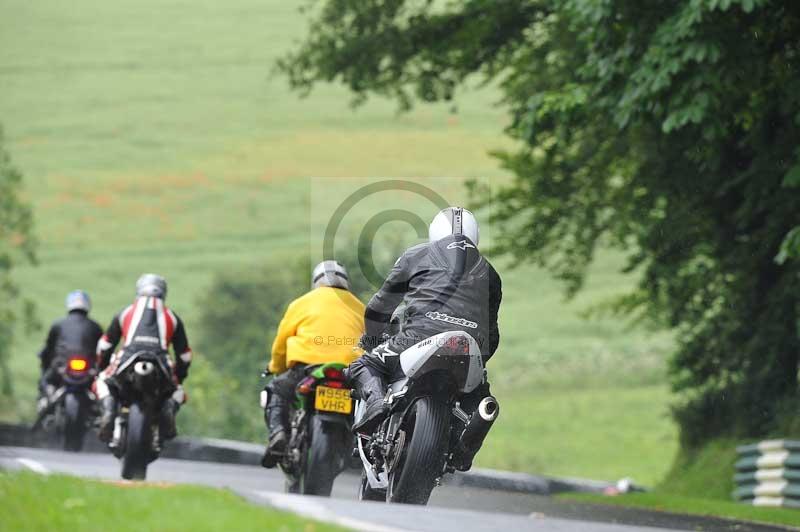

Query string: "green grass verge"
[[0, 470, 350, 532], [560, 493, 800, 529], [657, 438, 739, 500]]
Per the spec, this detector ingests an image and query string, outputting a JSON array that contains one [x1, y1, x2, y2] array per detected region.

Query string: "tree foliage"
[[280, 0, 800, 446], [186, 259, 309, 440], [0, 127, 36, 396]]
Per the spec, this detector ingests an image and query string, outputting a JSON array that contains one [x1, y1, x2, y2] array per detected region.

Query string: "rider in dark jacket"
[[348, 207, 502, 469], [37, 291, 103, 412]]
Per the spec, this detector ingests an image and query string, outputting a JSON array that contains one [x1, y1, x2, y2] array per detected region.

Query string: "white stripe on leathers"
[[155, 297, 167, 350]]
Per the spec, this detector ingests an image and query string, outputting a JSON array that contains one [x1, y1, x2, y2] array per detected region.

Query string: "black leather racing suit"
[[38, 310, 103, 392], [352, 233, 502, 384]]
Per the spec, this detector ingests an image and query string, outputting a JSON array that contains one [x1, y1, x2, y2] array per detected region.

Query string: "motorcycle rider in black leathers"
[[348, 207, 502, 471], [37, 290, 103, 414], [95, 274, 192, 444]]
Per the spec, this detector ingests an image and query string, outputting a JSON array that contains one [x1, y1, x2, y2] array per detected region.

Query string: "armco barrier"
[[734, 440, 800, 510], [1, 422, 615, 495]]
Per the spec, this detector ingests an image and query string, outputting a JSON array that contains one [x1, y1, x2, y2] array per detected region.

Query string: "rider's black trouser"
[[349, 332, 419, 380], [263, 364, 307, 433], [265, 364, 307, 402]]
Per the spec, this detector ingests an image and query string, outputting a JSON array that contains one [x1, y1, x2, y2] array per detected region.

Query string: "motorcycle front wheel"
[[387, 396, 449, 505], [121, 402, 150, 480]]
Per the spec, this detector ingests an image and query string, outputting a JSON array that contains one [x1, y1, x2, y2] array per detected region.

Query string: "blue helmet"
[[65, 290, 91, 313]]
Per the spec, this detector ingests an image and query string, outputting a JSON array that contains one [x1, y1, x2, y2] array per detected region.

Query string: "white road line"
[[16, 458, 51, 475], [253, 491, 415, 532]]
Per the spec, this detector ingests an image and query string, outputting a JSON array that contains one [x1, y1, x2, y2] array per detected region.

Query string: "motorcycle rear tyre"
[[387, 397, 449, 505], [121, 403, 150, 480], [63, 393, 86, 452], [300, 415, 348, 496]]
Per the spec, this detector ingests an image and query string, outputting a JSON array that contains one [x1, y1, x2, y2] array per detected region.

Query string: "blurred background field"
[[0, 0, 675, 484]]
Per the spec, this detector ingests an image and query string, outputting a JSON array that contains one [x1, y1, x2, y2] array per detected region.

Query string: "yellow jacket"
[[268, 287, 365, 374]]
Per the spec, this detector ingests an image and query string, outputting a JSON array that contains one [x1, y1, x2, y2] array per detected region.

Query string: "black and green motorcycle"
[[264, 362, 355, 496]]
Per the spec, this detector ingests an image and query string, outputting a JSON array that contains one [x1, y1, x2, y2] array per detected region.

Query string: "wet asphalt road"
[[1, 446, 795, 532]]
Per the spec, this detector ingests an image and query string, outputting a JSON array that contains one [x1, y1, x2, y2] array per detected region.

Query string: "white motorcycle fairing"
[[398, 330, 484, 394]]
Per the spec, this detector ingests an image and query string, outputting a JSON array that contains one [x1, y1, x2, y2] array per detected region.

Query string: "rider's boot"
[[36, 373, 53, 415], [36, 395, 48, 416], [348, 365, 388, 434], [261, 396, 289, 469], [36, 385, 54, 416], [159, 398, 180, 441], [98, 395, 117, 443]]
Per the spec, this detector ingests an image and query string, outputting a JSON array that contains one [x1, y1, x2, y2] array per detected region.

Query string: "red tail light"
[[443, 337, 469, 354], [323, 367, 345, 381], [68, 357, 89, 372], [323, 380, 345, 389]]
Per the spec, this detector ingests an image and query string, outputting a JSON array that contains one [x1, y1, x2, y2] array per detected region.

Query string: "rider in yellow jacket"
[[261, 260, 365, 468]]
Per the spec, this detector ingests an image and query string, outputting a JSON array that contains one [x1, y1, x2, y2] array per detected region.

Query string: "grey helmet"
[[312, 260, 350, 290], [136, 273, 167, 300], [65, 290, 91, 313], [429, 207, 480, 246]]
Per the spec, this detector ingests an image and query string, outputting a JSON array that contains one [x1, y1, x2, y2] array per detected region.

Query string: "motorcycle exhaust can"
[[134, 361, 155, 376], [460, 396, 499, 453]]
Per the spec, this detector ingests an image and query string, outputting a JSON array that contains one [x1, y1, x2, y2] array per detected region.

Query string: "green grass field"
[[0, 470, 349, 531], [0, 0, 676, 485]]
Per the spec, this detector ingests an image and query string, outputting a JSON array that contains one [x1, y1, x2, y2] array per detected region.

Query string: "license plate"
[[314, 385, 352, 414]]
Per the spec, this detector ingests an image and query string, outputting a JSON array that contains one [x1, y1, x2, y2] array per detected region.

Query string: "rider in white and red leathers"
[[95, 274, 192, 443]]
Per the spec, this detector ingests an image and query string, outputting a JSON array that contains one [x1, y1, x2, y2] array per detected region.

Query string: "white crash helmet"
[[429, 207, 479, 246], [136, 273, 167, 299], [312, 260, 350, 290], [65, 290, 91, 313]]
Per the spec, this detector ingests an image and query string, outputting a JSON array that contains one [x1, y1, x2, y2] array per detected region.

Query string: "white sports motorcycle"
[[354, 330, 499, 505]]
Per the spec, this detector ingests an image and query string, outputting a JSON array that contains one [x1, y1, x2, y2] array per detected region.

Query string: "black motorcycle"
[[263, 363, 354, 496], [106, 350, 175, 480], [33, 354, 97, 452], [355, 331, 499, 505]]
